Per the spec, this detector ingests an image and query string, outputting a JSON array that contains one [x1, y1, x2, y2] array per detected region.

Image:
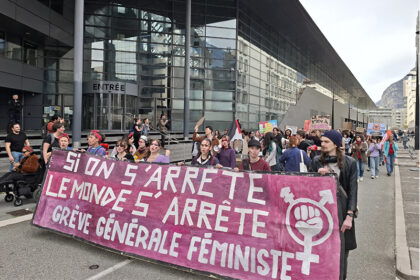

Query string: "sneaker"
[[371, 176, 375, 179], [387, 173, 391, 176], [359, 177, 363, 182], [367, 168, 370, 171], [375, 175, 379, 178]]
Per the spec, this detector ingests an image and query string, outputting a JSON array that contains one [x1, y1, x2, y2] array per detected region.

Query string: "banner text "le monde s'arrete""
[[33, 150, 341, 280]]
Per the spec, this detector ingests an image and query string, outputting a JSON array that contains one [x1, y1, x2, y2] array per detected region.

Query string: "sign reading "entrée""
[[92, 81, 126, 93], [33, 150, 340, 280]]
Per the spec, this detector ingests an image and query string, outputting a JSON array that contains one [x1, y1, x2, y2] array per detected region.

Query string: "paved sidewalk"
[[396, 149, 419, 280]]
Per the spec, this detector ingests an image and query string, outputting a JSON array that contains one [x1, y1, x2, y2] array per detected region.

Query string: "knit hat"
[[248, 139, 261, 148], [322, 130, 343, 148]]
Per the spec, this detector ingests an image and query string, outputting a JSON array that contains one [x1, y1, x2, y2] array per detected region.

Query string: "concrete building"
[[404, 69, 417, 129], [0, 0, 376, 132], [368, 107, 393, 129]]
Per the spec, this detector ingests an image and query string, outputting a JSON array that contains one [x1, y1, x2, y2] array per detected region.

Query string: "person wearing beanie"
[[235, 139, 270, 171], [310, 130, 358, 280]]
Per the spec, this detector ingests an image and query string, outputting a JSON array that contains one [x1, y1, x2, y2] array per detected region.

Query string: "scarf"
[[356, 141, 361, 159]]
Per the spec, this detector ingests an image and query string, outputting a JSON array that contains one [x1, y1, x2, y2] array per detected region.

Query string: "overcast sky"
[[300, 0, 419, 103]]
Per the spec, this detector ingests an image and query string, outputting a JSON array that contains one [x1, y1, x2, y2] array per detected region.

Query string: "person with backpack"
[[279, 136, 311, 172], [42, 122, 65, 164], [235, 139, 270, 172]]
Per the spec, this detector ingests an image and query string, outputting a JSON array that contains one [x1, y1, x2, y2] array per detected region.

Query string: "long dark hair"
[[263, 132, 275, 153], [196, 138, 212, 160], [319, 147, 345, 170]]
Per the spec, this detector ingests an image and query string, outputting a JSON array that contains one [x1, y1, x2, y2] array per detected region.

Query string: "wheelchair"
[[0, 159, 46, 207]]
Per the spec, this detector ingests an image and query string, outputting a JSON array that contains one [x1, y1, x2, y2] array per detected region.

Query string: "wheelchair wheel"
[[4, 194, 14, 202], [14, 198, 23, 207], [33, 188, 42, 203]]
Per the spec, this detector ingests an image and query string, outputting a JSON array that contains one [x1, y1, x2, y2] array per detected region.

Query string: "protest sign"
[[310, 115, 330, 130], [356, 127, 365, 133], [343, 122, 353, 130], [259, 120, 277, 133], [33, 150, 341, 280], [304, 120, 311, 132], [286, 125, 298, 135], [366, 123, 386, 136]]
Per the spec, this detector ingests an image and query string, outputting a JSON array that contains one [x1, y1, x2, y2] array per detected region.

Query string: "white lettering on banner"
[[121, 164, 138, 185], [144, 167, 162, 190], [51, 204, 91, 234], [186, 233, 298, 279], [197, 169, 217, 198], [132, 191, 153, 217], [221, 171, 244, 200], [45, 174, 57, 197], [181, 167, 199, 194], [163, 167, 181, 193], [247, 173, 266, 205], [63, 152, 81, 172]]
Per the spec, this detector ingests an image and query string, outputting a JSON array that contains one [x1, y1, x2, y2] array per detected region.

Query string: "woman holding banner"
[[144, 139, 170, 163], [179, 138, 222, 168], [85, 130, 107, 157], [311, 130, 358, 280]]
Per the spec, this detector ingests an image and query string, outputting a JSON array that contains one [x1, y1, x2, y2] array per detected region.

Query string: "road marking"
[[85, 259, 133, 280], [0, 214, 33, 228]]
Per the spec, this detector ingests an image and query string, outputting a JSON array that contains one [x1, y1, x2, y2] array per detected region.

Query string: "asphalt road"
[[0, 163, 396, 280]]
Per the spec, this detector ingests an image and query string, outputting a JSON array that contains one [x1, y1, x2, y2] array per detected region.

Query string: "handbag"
[[299, 150, 308, 172]]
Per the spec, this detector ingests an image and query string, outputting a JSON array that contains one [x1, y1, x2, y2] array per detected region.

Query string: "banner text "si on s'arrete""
[[33, 150, 341, 280]]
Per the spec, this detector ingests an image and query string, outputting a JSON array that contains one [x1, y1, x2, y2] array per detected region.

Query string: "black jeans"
[[0, 172, 25, 185]]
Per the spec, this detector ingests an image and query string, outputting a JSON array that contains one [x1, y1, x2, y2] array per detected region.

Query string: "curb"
[[395, 160, 420, 280]]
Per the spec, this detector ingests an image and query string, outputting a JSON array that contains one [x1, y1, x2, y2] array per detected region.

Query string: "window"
[[0, 31, 5, 57], [24, 42, 37, 66]]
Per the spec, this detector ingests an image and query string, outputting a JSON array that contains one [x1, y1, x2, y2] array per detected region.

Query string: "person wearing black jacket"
[[311, 130, 357, 280], [8, 94, 22, 129]]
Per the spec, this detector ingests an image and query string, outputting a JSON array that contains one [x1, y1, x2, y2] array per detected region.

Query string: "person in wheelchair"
[[0, 146, 39, 185]]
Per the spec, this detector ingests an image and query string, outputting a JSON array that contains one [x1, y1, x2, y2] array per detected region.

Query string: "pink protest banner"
[[33, 150, 341, 280]]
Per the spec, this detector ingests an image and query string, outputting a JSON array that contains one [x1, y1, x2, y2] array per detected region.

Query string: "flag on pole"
[[228, 119, 242, 141]]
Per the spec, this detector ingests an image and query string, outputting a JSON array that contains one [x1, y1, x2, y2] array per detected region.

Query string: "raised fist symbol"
[[294, 205, 323, 238]]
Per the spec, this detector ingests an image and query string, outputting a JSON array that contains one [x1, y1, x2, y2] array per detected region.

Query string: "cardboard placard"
[[310, 115, 331, 130], [343, 122, 353, 131]]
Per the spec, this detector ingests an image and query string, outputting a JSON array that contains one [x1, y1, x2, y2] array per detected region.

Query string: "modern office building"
[[0, 0, 376, 132], [404, 69, 416, 129]]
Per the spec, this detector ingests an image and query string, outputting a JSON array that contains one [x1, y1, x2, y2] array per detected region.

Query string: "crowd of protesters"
[[3, 108, 413, 280]]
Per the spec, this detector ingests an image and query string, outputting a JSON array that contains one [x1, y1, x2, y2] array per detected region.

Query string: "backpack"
[[40, 134, 56, 156]]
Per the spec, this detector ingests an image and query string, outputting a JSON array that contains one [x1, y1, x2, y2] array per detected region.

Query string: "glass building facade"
[[0, 0, 376, 131]]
